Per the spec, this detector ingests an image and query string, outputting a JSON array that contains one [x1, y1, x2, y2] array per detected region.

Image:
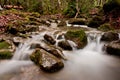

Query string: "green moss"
[[98, 23, 114, 31], [30, 49, 41, 65], [65, 29, 86, 42], [0, 41, 10, 49], [0, 51, 12, 59], [65, 29, 87, 49]]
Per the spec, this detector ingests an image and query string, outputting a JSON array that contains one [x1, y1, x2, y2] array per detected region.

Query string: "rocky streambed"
[[0, 12, 120, 80]]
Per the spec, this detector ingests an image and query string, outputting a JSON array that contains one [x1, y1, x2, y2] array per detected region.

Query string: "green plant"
[[28, 1, 43, 13], [63, 0, 77, 18]]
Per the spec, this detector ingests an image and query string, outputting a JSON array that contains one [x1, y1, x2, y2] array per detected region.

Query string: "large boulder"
[[101, 32, 119, 42], [105, 40, 120, 56], [44, 34, 56, 45], [58, 40, 72, 50], [30, 43, 66, 60], [65, 29, 87, 49], [30, 49, 64, 73]]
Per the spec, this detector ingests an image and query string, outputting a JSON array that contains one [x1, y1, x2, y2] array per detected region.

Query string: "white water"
[[0, 30, 120, 80]]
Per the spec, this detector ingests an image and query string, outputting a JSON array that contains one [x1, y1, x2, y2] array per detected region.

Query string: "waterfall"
[[85, 31, 104, 53]]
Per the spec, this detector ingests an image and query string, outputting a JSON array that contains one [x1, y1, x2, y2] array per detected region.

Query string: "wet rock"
[[58, 40, 72, 50], [101, 32, 119, 42], [44, 34, 56, 45], [65, 29, 87, 49], [39, 19, 51, 26], [47, 48, 66, 60], [58, 20, 66, 27], [68, 18, 86, 25], [106, 40, 120, 56], [57, 33, 65, 40], [13, 37, 24, 46], [30, 43, 66, 60], [30, 43, 41, 49], [30, 49, 64, 73]]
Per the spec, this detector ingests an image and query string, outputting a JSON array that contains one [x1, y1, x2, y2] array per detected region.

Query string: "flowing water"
[[0, 28, 120, 80]]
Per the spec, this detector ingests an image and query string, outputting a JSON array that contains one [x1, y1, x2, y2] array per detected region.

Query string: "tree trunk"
[[74, 0, 79, 18], [58, 0, 62, 11]]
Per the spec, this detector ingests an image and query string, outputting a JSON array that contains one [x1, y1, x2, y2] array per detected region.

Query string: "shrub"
[[28, 1, 43, 14]]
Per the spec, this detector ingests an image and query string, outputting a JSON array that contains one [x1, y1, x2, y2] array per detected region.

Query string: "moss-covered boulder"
[[30, 43, 66, 60], [88, 16, 103, 28], [98, 23, 114, 31], [58, 40, 72, 50], [65, 29, 87, 49], [68, 18, 86, 25], [101, 32, 119, 42], [0, 40, 11, 49], [30, 49, 64, 73], [0, 40, 13, 59], [105, 40, 120, 56]]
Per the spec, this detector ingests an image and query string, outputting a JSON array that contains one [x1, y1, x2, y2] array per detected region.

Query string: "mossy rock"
[[65, 29, 87, 49], [68, 18, 86, 25], [106, 40, 120, 56], [30, 49, 64, 73], [88, 16, 103, 28], [98, 23, 114, 31], [0, 40, 11, 49], [58, 40, 72, 50], [0, 51, 13, 59]]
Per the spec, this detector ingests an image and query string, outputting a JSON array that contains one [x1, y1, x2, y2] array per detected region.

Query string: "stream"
[[0, 25, 120, 80]]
